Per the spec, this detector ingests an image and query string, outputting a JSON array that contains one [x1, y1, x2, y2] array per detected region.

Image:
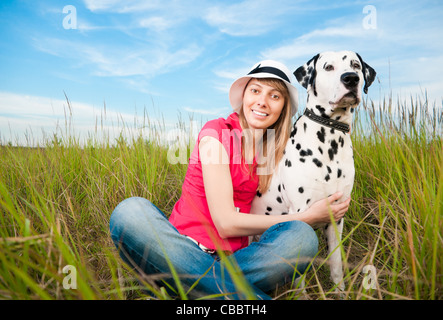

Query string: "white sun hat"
[[229, 60, 299, 116]]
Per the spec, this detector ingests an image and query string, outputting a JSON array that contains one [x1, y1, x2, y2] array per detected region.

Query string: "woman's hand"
[[300, 192, 351, 228]]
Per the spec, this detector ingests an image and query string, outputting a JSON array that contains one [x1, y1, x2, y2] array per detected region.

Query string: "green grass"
[[0, 95, 441, 300]]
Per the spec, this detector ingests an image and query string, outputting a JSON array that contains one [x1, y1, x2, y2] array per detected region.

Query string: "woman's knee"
[[109, 197, 159, 243], [276, 220, 319, 259], [294, 221, 319, 258]]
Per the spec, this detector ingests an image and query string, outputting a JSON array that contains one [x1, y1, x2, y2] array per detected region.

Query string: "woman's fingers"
[[330, 196, 351, 221], [327, 191, 343, 204]]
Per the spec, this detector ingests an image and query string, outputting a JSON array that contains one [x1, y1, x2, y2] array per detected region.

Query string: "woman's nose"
[[256, 94, 267, 107]]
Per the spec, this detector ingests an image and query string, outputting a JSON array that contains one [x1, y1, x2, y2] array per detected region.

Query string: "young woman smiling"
[[109, 60, 351, 299]]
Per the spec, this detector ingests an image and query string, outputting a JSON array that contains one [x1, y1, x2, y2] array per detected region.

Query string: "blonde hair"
[[238, 78, 292, 193]]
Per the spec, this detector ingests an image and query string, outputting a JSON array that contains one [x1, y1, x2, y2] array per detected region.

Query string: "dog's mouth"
[[329, 91, 360, 107]]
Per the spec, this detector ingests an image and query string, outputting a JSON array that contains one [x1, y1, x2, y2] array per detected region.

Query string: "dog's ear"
[[356, 53, 376, 94], [294, 54, 320, 95]]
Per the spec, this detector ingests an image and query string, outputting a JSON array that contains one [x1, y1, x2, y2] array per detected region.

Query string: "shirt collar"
[[225, 112, 242, 131]]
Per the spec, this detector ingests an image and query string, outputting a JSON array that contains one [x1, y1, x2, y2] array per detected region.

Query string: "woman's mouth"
[[252, 109, 268, 117]]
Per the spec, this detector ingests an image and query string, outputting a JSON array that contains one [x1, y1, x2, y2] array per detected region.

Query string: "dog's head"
[[294, 51, 376, 109]]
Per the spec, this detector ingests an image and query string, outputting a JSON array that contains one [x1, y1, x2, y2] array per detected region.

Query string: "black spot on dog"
[[291, 139, 295, 144], [281, 212, 288, 215], [267, 206, 272, 212], [339, 136, 344, 147], [256, 190, 262, 197], [337, 169, 342, 178], [296, 143, 301, 150], [306, 199, 311, 205], [318, 147, 323, 154], [265, 212, 270, 215], [317, 127, 326, 143], [316, 105, 327, 118], [303, 122, 307, 132], [276, 196, 282, 203], [331, 139, 338, 150], [325, 174, 330, 181], [328, 140, 339, 161], [299, 158, 305, 163], [277, 185, 281, 192], [327, 166, 332, 173], [300, 149, 313, 157], [342, 55, 347, 61], [311, 70, 318, 96], [330, 128, 335, 134], [290, 126, 297, 138], [313, 158, 323, 167], [298, 187, 304, 193], [328, 149, 334, 161], [285, 159, 292, 167]]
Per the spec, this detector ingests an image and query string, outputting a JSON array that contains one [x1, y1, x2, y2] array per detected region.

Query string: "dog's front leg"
[[325, 219, 345, 294]]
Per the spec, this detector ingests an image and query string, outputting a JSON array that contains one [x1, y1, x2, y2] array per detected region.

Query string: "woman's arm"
[[200, 136, 350, 238]]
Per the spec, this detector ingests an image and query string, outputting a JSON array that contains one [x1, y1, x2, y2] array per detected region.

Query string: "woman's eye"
[[251, 88, 259, 94], [325, 65, 334, 71], [271, 94, 280, 100]]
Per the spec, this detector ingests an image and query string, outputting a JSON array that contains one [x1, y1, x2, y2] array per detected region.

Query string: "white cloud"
[[0, 92, 162, 146], [139, 17, 171, 32], [214, 68, 249, 80], [183, 106, 229, 116], [82, 0, 163, 13], [204, 0, 299, 36], [259, 3, 443, 103], [33, 1, 208, 87], [33, 37, 203, 79], [260, 20, 377, 63]]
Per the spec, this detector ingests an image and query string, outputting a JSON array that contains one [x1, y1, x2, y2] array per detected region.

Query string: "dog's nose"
[[341, 72, 359, 88]]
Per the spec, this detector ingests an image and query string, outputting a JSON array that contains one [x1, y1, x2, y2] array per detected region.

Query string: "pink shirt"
[[169, 113, 258, 252]]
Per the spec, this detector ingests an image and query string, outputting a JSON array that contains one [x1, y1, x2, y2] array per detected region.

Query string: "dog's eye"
[[352, 62, 361, 70], [325, 65, 334, 71]]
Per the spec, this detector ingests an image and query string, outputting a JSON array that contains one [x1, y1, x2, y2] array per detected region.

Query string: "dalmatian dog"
[[251, 51, 376, 292]]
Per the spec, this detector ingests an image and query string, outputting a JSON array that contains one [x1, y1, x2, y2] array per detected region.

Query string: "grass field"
[[0, 95, 441, 300]]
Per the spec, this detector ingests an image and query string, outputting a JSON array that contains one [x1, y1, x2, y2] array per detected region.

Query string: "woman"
[[109, 60, 351, 300]]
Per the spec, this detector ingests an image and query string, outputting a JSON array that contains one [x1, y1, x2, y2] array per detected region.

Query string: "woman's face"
[[242, 79, 286, 131]]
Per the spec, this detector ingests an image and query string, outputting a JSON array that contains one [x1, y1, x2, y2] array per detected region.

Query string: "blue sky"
[[0, 0, 442, 145]]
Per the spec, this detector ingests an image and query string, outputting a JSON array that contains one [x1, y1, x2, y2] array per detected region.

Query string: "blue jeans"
[[109, 197, 318, 300]]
